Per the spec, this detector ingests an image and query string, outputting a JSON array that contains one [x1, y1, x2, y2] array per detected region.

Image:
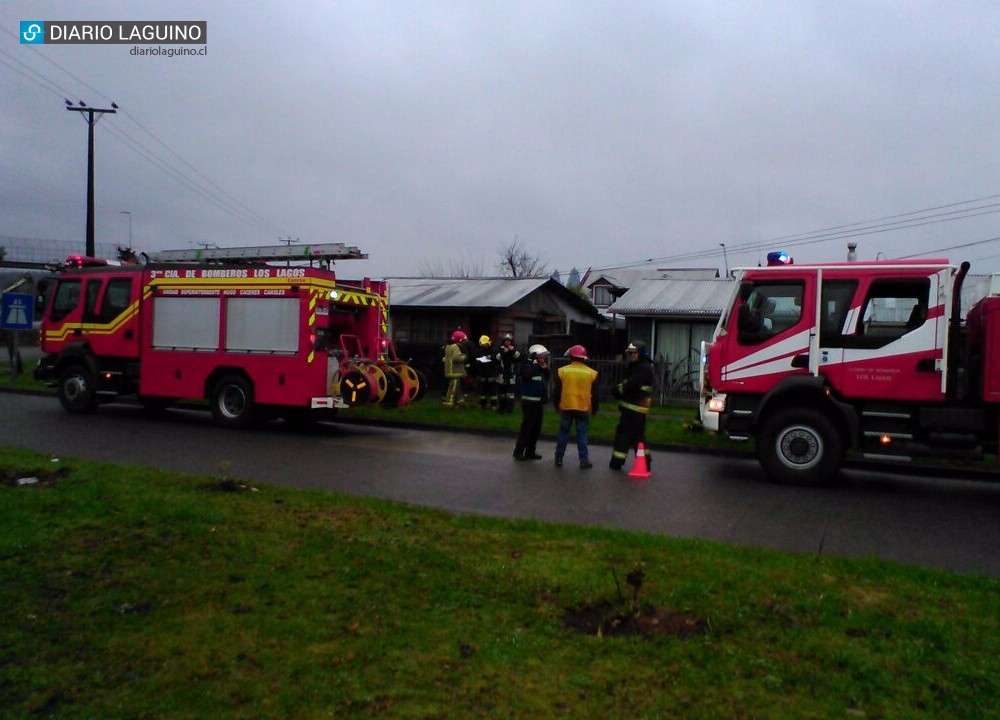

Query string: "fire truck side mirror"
[[34, 280, 51, 317]]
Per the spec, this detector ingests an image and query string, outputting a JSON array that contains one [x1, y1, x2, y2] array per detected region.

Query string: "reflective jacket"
[[554, 361, 598, 413], [612, 358, 654, 414], [519, 359, 550, 403], [443, 342, 467, 378]]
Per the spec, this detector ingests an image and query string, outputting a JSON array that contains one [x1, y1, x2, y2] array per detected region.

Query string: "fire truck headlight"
[[707, 394, 727, 413]]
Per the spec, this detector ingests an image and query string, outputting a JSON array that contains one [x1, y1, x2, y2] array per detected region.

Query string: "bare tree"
[[497, 237, 547, 278], [418, 255, 485, 278]]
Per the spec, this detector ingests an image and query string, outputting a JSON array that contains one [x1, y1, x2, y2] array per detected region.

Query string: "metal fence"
[[552, 351, 701, 409]]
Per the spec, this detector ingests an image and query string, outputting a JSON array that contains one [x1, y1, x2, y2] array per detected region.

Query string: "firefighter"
[[495, 333, 521, 414], [552, 344, 598, 469], [442, 329, 468, 406], [513, 344, 549, 460], [609, 340, 654, 470], [473, 335, 499, 409]]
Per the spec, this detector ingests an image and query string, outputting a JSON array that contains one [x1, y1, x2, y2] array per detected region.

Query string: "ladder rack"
[[142, 243, 367, 265]]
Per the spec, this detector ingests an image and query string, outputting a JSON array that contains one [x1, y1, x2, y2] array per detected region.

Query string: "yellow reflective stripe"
[[612, 450, 628, 459], [618, 401, 650, 414]]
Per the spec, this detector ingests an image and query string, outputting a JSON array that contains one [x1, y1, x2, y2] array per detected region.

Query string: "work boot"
[[580, 459, 593, 469], [609, 461, 623, 471], [554, 456, 563, 467], [526, 453, 543, 460]]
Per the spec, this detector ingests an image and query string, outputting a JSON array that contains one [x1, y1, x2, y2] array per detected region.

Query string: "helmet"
[[501, 333, 514, 343], [626, 340, 648, 358], [565, 344, 588, 360], [451, 330, 467, 343], [528, 344, 549, 359], [479, 335, 491, 347]]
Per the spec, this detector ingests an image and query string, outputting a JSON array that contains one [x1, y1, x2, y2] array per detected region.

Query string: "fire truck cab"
[[699, 252, 1000, 484], [35, 244, 423, 428]]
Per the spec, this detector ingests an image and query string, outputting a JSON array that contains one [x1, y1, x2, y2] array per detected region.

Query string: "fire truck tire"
[[57, 363, 98, 414], [757, 407, 844, 486], [380, 366, 404, 408], [210, 374, 255, 429], [414, 370, 428, 401]]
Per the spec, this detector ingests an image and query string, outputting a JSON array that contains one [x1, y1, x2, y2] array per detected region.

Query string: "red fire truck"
[[34, 243, 424, 427], [699, 251, 1000, 484]]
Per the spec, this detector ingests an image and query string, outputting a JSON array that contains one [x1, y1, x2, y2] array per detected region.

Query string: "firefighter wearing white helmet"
[[513, 344, 550, 460], [610, 339, 654, 470], [552, 344, 599, 469]]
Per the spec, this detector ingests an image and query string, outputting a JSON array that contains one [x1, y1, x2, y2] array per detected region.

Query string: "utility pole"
[[66, 100, 117, 257], [719, 243, 729, 278], [279, 236, 299, 266], [120, 211, 132, 250]]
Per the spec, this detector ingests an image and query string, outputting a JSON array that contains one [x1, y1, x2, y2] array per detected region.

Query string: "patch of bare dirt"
[[563, 599, 707, 639], [1, 467, 68, 488]]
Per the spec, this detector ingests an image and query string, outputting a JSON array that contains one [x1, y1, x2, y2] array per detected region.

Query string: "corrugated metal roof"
[[386, 277, 553, 308], [607, 278, 732, 316], [585, 266, 719, 289]]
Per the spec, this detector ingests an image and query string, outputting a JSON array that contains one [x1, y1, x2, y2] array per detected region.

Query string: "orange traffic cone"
[[628, 443, 651, 479]]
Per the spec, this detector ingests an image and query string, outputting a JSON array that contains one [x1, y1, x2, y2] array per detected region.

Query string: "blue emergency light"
[[766, 251, 792, 266]]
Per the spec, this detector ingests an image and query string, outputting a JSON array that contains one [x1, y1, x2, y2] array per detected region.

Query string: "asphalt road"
[[3, 390, 1000, 578]]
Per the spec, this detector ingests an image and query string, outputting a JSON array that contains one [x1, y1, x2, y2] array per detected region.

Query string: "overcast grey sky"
[[3, 1, 999, 279]]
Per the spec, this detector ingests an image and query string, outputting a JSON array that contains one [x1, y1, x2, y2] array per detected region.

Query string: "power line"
[[604, 196, 1000, 271], [1, 25, 294, 241], [0, 48, 73, 100]]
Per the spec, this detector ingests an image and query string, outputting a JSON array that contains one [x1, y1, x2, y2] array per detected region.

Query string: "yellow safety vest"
[[557, 362, 598, 412]]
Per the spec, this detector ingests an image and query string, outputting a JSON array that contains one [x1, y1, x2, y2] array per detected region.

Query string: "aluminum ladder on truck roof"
[[142, 243, 368, 264]]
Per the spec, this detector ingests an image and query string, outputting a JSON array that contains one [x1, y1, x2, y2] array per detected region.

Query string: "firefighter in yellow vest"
[[442, 329, 468, 406], [552, 344, 599, 469]]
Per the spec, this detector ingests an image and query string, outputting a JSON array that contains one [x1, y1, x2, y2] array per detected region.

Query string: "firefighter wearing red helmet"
[[442, 329, 468, 406], [610, 340, 654, 470], [552, 345, 599, 468]]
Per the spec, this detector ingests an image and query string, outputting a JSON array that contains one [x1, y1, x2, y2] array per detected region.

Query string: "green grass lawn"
[[2, 448, 999, 719]]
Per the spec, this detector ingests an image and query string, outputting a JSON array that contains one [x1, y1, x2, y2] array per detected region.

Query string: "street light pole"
[[719, 243, 729, 278], [120, 211, 132, 250]]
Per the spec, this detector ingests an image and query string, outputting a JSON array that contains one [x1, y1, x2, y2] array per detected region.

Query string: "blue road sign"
[[1, 292, 34, 330]]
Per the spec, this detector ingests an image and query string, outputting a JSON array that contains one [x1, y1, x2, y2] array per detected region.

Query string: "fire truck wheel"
[[210, 374, 255, 428], [414, 370, 428, 401], [57, 364, 98, 414], [380, 366, 404, 408], [758, 407, 844, 486]]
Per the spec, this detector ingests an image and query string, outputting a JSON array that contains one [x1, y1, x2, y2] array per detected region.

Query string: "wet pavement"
[[3, 391, 1000, 577]]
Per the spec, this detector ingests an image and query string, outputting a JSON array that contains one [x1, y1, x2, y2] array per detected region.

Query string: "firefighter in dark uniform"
[[473, 335, 499, 409], [609, 340, 654, 470], [513, 344, 549, 460], [495, 333, 521, 414]]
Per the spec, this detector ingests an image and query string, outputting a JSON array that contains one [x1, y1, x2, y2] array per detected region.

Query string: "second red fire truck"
[[700, 251, 1000, 485], [35, 243, 424, 427]]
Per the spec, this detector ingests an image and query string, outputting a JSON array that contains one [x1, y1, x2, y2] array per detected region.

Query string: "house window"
[[592, 285, 613, 307]]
